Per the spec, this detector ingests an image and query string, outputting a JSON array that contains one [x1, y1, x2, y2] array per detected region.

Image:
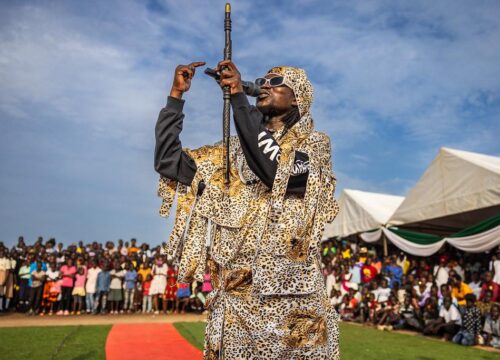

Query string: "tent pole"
[[383, 231, 388, 257]]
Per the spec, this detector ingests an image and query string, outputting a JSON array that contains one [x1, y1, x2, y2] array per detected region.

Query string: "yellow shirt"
[[138, 268, 152, 283], [342, 249, 351, 259], [451, 282, 473, 305]]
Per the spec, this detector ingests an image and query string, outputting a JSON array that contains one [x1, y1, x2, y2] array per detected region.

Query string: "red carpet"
[[105, 323, 203, 360]]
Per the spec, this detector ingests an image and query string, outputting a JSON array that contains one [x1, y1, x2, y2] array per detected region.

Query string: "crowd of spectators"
[[321, 239, 500, 349], [1, 236, 499, 350], [0, 237, 211, 317]]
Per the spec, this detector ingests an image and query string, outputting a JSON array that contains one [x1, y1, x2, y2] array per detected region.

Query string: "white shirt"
[[86, 267, 102, 293], [439, 305, 461, 325], [433, 265, 449, 287], [373, 287, 392, 303], [46, 269, 60, 281], [109, 269, 125, 290]]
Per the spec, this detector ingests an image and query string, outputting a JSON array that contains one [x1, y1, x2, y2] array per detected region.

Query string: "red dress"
[[164, 267, 178, 300]]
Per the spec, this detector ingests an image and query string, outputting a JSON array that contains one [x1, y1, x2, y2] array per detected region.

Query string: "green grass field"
[[0, 325, 111, 360], [0, 322, 497, 360]]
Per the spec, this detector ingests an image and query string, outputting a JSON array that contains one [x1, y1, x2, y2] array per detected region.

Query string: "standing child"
[[42, 263, 60, 315], [142, 274, 152, 313], [164, 260, 178, 314], [133, 274, 143, 313], [28, 262, 45, 315], [109, 262, 125, 314], [150, 257, 167, 315], [58, 258, 76, 316], [72, 266, 87, 315], [85, 260, 101, 314], [123, 263, 137, 313], [95, 263, 111, 314], [17, 260, 31, 312]]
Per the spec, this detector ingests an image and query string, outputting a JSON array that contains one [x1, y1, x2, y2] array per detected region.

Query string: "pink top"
[[60, 265, 77, 287], [74, 273, 87, 288]]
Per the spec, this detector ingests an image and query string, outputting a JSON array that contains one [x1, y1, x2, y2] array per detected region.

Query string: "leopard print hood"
[[267, 66, 313, 117]]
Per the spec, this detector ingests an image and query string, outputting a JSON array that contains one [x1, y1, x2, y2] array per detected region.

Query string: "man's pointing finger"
[[190, 61, 206, 68]]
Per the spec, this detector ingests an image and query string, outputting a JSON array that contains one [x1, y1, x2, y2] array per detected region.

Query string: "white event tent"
[[389, 147, 500, 230], [361, 147, 500, 256], [323, 189, 404, 240]]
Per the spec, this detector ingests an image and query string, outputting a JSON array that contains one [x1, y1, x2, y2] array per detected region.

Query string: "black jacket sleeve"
[[154, 96, 197, 186], [231, 92, 309, 194]]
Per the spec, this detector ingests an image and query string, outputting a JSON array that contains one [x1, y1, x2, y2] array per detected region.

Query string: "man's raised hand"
[[217, 60, 243, 95], [170, 61, 206, 99]]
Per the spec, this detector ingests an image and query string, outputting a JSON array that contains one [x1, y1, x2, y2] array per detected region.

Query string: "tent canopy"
[[323, 189, 404, 239], [389, 147, 500, 233]]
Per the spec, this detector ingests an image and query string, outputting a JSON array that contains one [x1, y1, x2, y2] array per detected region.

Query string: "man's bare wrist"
[[170, 88, 184, 99]]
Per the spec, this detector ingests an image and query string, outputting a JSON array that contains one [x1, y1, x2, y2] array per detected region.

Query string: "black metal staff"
[[222, 3, 232, 185]]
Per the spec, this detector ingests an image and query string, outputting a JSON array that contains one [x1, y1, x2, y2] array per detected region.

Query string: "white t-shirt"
[[109, 269, 125, 290], [46, 269, 60, 281], [433, 265, 449, 287], [86, 267, 102, 293], [373, 287, 392, 303], [439, 305, 461, 325]]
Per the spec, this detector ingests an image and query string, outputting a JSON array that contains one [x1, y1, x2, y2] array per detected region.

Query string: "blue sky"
[[1, 0, 499, 246]]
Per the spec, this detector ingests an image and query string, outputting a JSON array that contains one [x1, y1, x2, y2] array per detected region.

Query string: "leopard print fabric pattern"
[[158, 67, 340, 359]]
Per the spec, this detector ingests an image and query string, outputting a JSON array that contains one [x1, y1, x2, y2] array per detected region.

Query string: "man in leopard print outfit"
[[155, 59, 340, 359]]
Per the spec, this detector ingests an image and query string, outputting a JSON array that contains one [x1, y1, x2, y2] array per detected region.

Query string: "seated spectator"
[[395, 296, 421, 331], [422, 296, 440, 329], [384, 256, 403, 289], [452, 294, 482, 346], [423, 296, 461, 340], [176, 282, 191, 314], [483, 304, 500, 349], [373, 278, 391, 307], [361, 258, 377, 285], [433, 256, 449, 288], [339, 294, 357, 321], [468, 271, 481, 299], [480, 272, 499, 302], [450, 274, 474, 306], [376, 294, 400, 330]]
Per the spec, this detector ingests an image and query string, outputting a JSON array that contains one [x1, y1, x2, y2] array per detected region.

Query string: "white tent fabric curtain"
[[359, 229, 382, 243], [358, 226, 500, 256], [446, 226, 500, 253], [381, 228, 446, 257]]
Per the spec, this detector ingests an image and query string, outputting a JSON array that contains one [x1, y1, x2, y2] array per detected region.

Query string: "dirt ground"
[[0, 312, 207, 328]]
